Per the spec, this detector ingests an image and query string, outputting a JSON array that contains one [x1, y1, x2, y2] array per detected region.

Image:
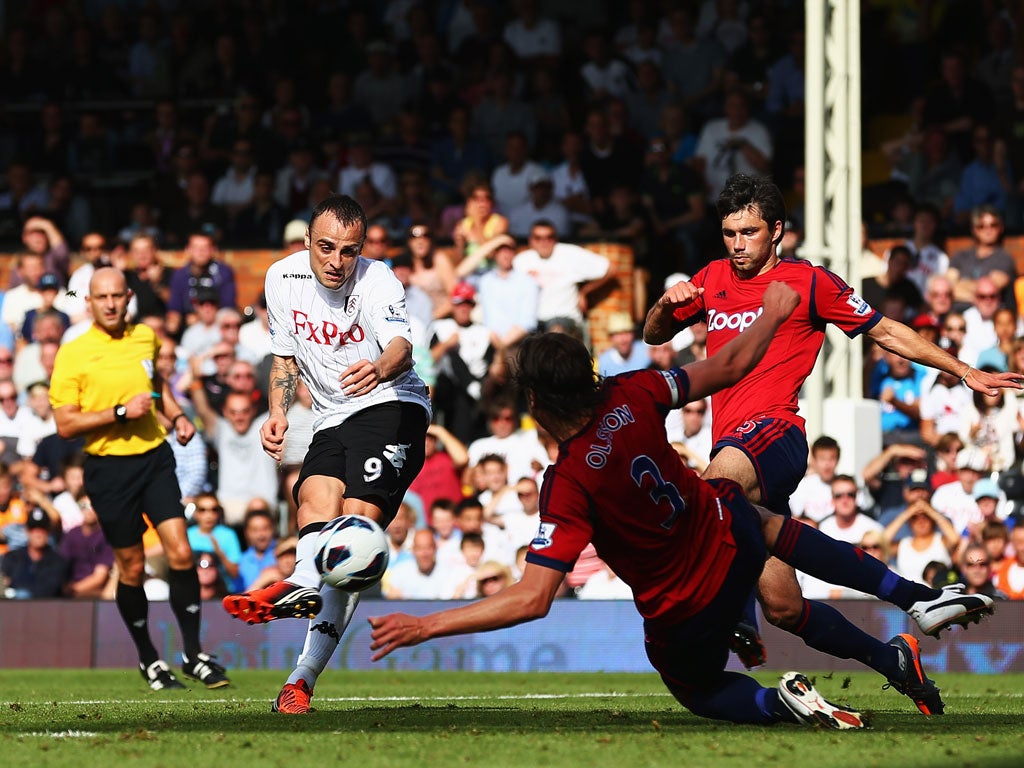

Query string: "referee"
[[50, 267, 229, 691]]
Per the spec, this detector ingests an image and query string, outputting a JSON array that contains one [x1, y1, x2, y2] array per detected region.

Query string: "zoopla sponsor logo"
[[706, 306, 763, 333]]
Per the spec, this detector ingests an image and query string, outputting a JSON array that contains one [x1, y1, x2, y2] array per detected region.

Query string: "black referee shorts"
[[295, 401, 428, 527], [83, 441, 185, 549]]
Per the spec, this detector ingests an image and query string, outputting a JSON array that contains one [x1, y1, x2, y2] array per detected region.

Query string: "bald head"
[[87, 267, 132, 336]]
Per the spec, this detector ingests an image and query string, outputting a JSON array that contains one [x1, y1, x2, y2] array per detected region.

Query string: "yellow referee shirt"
[[49, 323, 167, 456]]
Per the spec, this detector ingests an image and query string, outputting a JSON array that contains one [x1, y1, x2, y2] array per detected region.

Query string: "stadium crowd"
[[1, 1, 1024, 604]]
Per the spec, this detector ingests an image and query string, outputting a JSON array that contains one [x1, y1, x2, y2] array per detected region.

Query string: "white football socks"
[[287, 586, 360, 688], [289, 528, 323, 589]]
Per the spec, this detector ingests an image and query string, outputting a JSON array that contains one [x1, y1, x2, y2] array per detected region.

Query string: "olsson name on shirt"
[[586, 404, 635, 469]]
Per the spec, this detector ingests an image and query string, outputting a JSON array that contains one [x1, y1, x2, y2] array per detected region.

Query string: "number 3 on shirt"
[[630, 455, 687, 529]]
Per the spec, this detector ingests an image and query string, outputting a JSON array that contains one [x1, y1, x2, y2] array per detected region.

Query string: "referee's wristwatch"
[[114, 404, 128, 424]]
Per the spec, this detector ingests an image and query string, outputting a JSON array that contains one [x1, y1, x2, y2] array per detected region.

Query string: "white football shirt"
[[265, 251, 431, 433]]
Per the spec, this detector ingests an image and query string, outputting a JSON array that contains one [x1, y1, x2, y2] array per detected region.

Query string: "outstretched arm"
[[680, 281, 800, 403], [868, 316, 1024, 395], [368, 563, 563, 661]]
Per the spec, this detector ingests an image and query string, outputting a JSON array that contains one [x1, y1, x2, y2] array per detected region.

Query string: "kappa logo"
[[383, 442, 410, 470], [281, 273, 312, 279], [185, 603, 201, 614], [310, 621, 340, 640]]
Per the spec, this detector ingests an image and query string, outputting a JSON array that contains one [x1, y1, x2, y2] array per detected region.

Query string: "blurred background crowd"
[[1, 0, 1023, 605]]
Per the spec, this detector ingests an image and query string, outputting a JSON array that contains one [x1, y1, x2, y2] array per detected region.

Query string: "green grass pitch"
[[1, 670, 1021, 768]]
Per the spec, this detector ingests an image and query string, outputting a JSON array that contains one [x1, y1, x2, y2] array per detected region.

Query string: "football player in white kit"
[[222, 194, 431, 712]]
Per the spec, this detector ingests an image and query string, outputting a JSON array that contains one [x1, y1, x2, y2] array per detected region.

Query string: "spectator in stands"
[[878, 350, 925, 446], [923, 48, 996, 166], [407, 223, 457, 319], [862, 442, 929, 522], [818, 474, 884, 545], [166, 232, 237, 337], [902, 204, 949, 295], [3, 253, 50, 334], [383, 528, 450, 599], [237, 505, 277, 591], [788, 435, 842, 524], [490, 131, 544, 217], [946, 205, 1015, 308], [454, 495, 512, 567], [924, 275, 955, 327], [976, 307, 1016, 372], [477, 453, 520, 521], [513, 220, 613, 333], [960, 276, 1002, 367], [430, 282, 502, 444], [957, 542, 1007, 599], [211, 139, 257, 225], [352, 40, 406, 130], [0, 162, 49, 237], [125, 234, 170, 319], [162, 172, 226, 248], [186, 492, 242, 591], [0, 463, 30, 556], [640, 135, 707, 277], [931, 447, 990, 536], [178, 289, 224, 362], [993, 526, 1024, 599], [409, 423, 467, 517], [1, 507, 65, 599], [61, 496, 114, 599], [861, 245, 923, 322], [430, 106, 492, 202], [191, 389, 278, 527], [693, 89, 772, 204], [0, 377, 31, 473], [919, 362, 973, 448], [500, 476, 543, 553], [883, 497, 960, 585], [247, 535, 298, 592], [580, 106, 642, 216], [452, 181, 508, 265], [597, 312, 648, 376], [274, 138, 327, 220], [338, 132, 398, 208], [953, 124, 1011, 230], [226, 170, 287, 249], [508, 171, 571, 240], [901, 127, 962, 225], [958, 365, 1019, 473]]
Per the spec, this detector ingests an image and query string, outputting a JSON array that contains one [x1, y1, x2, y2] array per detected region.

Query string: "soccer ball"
[[313, 515, 390, 591]]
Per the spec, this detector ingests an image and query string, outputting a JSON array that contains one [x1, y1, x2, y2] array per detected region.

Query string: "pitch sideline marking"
[[15, 691, 1024, 707]]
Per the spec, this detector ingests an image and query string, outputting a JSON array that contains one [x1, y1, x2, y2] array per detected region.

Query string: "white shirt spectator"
[[693, 116, 773, 202], [338, 162, 397, 200], [507, 198, 572, 239], [467, 431, 549, 487], [214, 413, 279, 526], [895, 534, 952, 585], [211, 168, 256, 209], [385, 558, 454, 599], [503, 17, 562, 60], [959, 305, 997, 367], [580, 58, 634, 99], [491, 161, 545, 215], [513, 243, 610, 324], [919, 379, 973, 438], [817, 513, 883, 545], [576, 566, 633, 599], [788, 474, 834, 523], [930, 481, 981, 535]]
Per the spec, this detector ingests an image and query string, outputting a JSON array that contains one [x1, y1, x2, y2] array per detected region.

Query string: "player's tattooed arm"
[[269, 355, 300, 415]]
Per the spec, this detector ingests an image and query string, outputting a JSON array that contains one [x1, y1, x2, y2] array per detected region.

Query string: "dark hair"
[[460, 532, 485, 549], [811, 435, 840, 455], [309, 194, 367, 237], [455, 496, 483, 515], [716, 174, 786, 247], [514, 332, 603, 419], [831, 473, 857, 488], [243, 507, 274, 526]]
